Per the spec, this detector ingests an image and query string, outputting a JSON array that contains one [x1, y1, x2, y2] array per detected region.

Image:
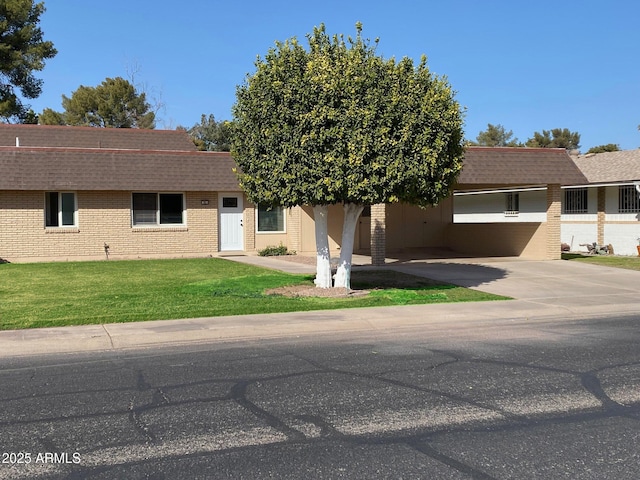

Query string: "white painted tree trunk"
[[313, 204, 332, 288], [334, 203, 365, 290]]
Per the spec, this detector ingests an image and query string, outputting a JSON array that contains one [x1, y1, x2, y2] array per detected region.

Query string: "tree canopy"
[[585, 143, 620, 154], [182, 114, 232, 151], [0, 0, 57, 122], [525, 128, 580, 150], [232, 23, 465, 288], [472, 123, 521, 147], [39, 77, 155, 128], [232, 23, 465, 209]]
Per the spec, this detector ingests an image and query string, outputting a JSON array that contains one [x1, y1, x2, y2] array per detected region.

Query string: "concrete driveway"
[[387, 257, 640, 310], [231, 253, 640, 314]]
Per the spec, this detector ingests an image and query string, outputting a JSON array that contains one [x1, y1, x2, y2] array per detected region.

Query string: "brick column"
[[597, 186, 606, 246], [244, 196, 255, 252], [546, 184, 561, 260], [212, 192, 219, 252], [370, 203, 386, 266]]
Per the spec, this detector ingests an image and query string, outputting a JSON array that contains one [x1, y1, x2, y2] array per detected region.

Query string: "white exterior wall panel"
[[454, 190, 546, 223], [561, 223, 598, 252]]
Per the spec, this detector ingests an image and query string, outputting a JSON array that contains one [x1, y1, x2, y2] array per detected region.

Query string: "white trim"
[[255, 205, 287, 234], [44, 191, 78, 228], [561, 181, 640, 189], [455, 182, 640, 195], [454, 186, 546, 196]]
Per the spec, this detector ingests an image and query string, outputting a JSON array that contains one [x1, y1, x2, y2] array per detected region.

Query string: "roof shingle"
[[0, 147, 239, 191], [0, 124, 196, 151], [572, 149, 640, 183], [458, 147, 588, 187], [0, 129, 592, 193]]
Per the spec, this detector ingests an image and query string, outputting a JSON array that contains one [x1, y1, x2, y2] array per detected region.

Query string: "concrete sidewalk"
[[2, 255, 639, 358]]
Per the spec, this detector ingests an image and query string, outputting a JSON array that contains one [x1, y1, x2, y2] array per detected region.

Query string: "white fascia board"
[[561, 181, 640, 189], [454, 186, 547, 196]]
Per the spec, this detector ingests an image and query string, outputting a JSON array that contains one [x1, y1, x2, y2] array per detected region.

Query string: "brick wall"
[[546, 184, 562, 260], [0, 190, 220, 262], [448, 222, 547, 258]]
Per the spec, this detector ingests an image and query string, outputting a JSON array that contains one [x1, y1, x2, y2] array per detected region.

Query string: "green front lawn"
[[0, 258, 507, 330], [562, 253, 640, 271]]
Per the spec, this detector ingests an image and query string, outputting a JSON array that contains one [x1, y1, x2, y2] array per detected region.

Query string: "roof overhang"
[[457, 146, 588, 187]]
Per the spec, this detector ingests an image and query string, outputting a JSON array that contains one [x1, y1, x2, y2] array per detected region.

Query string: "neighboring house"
[[0, 125, 587, 262], [562, 150, 640, 256], [450, 147, 586, 260], [453, 148, 640, 256], [0, 124, 243, 262]]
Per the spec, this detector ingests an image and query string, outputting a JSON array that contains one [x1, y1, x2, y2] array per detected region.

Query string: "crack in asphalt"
[[285, 349, 530, 423], [128, 396, 157, 443], [407, 440, 499, 480], [230, 379, 306, 442], [3, 339, 639, 478]]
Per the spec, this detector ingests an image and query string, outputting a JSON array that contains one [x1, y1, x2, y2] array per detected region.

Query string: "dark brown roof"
[[458, 146, 588, 188], [0, 124, 196, 151], [1, 141, 589, 193], [0, 147, 239, 191]]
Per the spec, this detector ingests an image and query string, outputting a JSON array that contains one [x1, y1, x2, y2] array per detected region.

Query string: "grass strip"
[[562, 253, 640, 271]]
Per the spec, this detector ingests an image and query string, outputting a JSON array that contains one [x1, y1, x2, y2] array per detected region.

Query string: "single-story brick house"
[[561, 149, 640, 255], [0, 125, 587, 263], [453, 148, 640, 256]]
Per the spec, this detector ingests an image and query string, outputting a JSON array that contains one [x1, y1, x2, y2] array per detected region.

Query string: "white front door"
[[219, 193, 244, 251]]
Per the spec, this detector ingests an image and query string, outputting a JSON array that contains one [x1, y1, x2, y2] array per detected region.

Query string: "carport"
[[367, 147, 588, 265]]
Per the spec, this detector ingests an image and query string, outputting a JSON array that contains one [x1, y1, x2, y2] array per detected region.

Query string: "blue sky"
[[28, 0, 640, 151]]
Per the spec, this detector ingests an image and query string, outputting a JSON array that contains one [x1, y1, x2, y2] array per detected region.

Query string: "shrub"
[[258, 243, 294, 256]]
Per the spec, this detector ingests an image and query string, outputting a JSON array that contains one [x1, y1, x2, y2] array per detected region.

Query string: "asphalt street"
[[1, 312, 639, 479], [1, 256, 640, 478]]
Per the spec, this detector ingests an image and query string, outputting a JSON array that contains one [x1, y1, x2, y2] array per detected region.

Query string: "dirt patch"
[[265, 284, 370, 298], [264, 268, 439, 298]]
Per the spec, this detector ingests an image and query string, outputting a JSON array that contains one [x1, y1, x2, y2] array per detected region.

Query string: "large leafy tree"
[[182, 113, 232, 151], [525, 128, 580, 150], [232, 24, 465, 288], [0, 0, 56, 122], [585, 143, 619, 154], [40, 77, 155, 128], [473, 123, 521, 147]]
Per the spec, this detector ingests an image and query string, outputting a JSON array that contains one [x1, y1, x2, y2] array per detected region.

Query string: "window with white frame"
[[45, 192, 77, 227], [618, 185, 640, 213], [257, 205, 285, 232], [132, 193, 185, 226], [563, 187, 588, 213], [504, 192, 519, 215]]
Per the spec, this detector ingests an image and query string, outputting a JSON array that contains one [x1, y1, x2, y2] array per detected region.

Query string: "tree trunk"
[[312, 204, 332, 288], [334, 203, 365, 290]]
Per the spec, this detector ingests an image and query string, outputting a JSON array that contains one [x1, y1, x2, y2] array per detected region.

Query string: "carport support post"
[[597, 186, 606, 246], [546, 184, 562, 260], [370, 203, 386, 266]]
